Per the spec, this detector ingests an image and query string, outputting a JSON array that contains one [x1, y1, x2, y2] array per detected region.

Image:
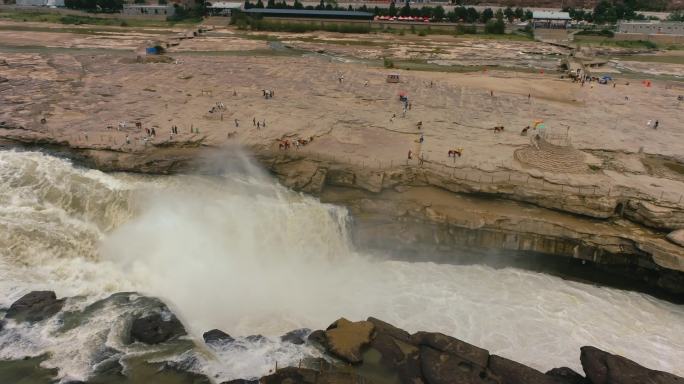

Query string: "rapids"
[[1, 150, 683, 382]]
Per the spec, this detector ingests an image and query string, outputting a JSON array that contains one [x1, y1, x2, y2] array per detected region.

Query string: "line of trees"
[[242, 0, 535, 24], [64, 0, 124, 12], [564, 0, 662, 24]]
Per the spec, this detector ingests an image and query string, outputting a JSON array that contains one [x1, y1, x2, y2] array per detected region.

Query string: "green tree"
[[495, 8, 504, 21], [504, 6, 514, 22], [485, 18, 505, 34], [524, 9, 533, 21], [466, 7, 479, 23], [668, 10, 684, 21], [399, 2, 410, 17], [480, 8, 493, 23], [433, 5, 445, 20], [389, 1, 397, 17], [454, 6, 466, 21], [256, 0, 264, 8], [514, 7, 524, 20]]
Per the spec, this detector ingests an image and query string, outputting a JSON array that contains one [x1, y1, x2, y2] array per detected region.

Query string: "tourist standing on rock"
[[408, 149, 413, 160], [235, 119, 239, 128], [647, 120, 652, 129], [654, 120, 659, 129], [253, 118, 256, 126], [257, 121, 260, 130], [419, 133, 424, 144], [262, 120, 266, 128], [125, 135, 130, 145]]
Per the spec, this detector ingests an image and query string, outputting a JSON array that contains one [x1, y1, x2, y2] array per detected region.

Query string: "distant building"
[[532, 11, 571, 29], [206, 1, 242, 16], [15, 0, 64, 6], [122, 4, 175, 17], [618, 21, 684, 36]]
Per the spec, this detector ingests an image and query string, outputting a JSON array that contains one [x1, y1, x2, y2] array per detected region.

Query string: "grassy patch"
[[574, 35, 658, 49], [610, 54, 684, 64]]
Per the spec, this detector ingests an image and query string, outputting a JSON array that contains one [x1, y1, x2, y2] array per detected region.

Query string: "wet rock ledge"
[[3, 291, 682, 384]]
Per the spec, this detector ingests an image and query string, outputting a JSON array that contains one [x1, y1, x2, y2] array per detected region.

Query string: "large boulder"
[[324, 318, 375, 364], [130, 313, 186, 345], [488, 355, 559, 384], [281, 328, 311, 345], [5, 291, 64, 323], [580, 346, 684, 384], [545, 367, 588, 384], [260, 367, 318, 384], [307, 329, 327, 347], [367, 317, 411, 341], [369, 330, 423, 384], [410, 331, 489, 368], [421, 346, 500, 384], [203, 329, 234, 345]]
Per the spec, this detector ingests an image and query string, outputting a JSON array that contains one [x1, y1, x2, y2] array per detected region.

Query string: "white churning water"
[[1, 150, 683, 381]]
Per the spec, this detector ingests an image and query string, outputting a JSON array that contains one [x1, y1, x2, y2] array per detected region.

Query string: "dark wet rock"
[[0, 319, 4, 332], [221, 379, 259, 384], [580, 346, 684, 384], [367, 316, 410, 341], [0, 355, 58, 383], [307, 329, 327, 347], [130, 313, 186, 345], [151, 361, 211, 384], [488, 355, 558, 384], [324, 318, 375, 364], [261, 367, 318, 384], [369, 330, 423, 384], [411, 331, 489, 368], [545, 367, 588, 384], [5, 291, 65, 323], [245, 334, 266, 343], [93, 358, 124, 377], [421, 346, 500, 384], [203, 329, 234, 344], [281, 328, 311, 345]]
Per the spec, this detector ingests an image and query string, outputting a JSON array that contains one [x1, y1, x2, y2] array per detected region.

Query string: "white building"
[[618, 21, 684, 36]]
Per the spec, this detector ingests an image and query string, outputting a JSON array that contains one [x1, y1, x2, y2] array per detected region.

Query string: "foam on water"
[[1, 150, 683, 382]]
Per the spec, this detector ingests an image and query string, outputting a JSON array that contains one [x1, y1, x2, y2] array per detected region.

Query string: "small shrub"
[[418, 29, 427, 36], [383, 57, 394, 68]]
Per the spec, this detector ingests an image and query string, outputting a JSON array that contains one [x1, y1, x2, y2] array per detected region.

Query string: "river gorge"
[[1, 149, 683, 383]]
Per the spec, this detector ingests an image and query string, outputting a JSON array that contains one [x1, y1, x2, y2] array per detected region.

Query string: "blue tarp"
[[146, 47, 158, 55]]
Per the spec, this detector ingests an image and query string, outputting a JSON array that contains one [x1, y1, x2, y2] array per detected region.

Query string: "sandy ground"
[[1, 22, 684, 205]]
